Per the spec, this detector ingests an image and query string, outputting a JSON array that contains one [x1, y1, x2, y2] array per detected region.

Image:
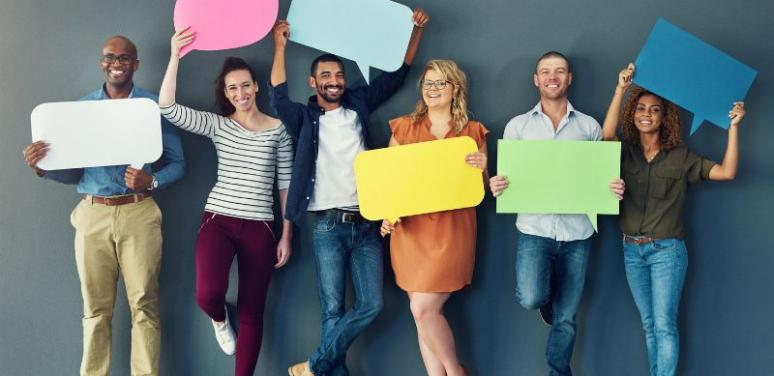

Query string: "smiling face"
[[634, 94, 665, 135], [100, 37, 138, 88], [421, 68, 455, 110], [533, 56, 572, 100], [223, 69, 258, 113], [309, 61, 346, 105]]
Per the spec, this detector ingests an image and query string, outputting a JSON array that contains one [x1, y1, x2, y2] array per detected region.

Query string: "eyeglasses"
[[421, 79, 452, 90], [100, 54, 135, 65]]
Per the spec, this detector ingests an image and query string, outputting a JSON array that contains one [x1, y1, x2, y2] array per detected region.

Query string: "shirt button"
[[306, 196, 310, 200], [311, 178, 315, 182]]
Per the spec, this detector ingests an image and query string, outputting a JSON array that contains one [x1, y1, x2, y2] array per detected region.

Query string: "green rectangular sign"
[[496, 140, 621, 229]]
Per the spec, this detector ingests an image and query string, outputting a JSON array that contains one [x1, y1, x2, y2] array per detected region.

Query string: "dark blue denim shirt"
[[42, 84, 186, 195], [269, 64, 410, 223]]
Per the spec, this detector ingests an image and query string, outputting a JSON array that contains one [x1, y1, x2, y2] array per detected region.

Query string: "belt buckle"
[[341, 212, 355, 223], [625, 235, 652, 244]]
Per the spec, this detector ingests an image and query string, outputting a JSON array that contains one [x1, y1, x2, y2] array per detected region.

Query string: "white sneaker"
[[211, 313, 236, 355]]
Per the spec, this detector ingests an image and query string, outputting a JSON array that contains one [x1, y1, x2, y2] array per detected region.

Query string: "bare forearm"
[[271, 46, 287, 87], [403, 27, 424, 65], [602, 87, 625, 141], [159, 57, 179, 107], [710, 125, 739, 180]]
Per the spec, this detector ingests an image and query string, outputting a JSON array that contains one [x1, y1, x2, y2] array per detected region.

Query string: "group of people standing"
[[21, 7, 748, 376]]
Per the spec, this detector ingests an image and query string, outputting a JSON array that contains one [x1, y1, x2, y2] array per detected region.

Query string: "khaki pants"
[[70, 197, 162, 376]]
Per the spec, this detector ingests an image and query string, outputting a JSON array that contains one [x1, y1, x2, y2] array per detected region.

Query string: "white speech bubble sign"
[[30, 98, 162, 170], [287, 0, 414, 82]]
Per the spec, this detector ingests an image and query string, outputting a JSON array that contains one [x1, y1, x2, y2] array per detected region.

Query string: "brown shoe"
[[288, 361, 314, 376]]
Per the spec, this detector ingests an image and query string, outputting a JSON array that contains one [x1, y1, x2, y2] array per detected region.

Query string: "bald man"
[[22, 36, 185, 376]]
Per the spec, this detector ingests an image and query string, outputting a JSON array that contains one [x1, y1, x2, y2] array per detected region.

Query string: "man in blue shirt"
[[22, 35, 184, 376], [490, 51, 624, 376], [269, 10, 429, 376]]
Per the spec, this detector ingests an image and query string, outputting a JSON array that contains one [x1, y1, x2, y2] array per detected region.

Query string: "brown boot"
[[288, 361, 314, 376]]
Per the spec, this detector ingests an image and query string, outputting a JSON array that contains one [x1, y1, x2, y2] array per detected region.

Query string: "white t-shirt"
[[307, 106, 364, 211]]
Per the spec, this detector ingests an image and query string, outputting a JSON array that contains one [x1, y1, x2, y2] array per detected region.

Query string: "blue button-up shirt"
[[502, 101, 602, 241], [269, 64, 410, 223], [42, 85, 185, 195]]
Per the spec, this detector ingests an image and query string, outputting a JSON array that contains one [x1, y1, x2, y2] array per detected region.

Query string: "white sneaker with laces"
[[211, 313, 236, 355]]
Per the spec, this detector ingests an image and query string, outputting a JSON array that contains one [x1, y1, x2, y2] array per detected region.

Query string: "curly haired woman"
[[602, 63, 746, 376]]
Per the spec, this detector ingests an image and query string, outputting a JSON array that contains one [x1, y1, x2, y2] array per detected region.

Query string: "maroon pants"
[[195, 212, 276, 376]]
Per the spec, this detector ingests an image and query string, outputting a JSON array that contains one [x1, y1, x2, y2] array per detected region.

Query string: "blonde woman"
[[381, 60, 488, 376]]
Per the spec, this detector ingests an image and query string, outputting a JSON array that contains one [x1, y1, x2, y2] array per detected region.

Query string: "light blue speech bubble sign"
[[287, 0, 414, 82], [633, 18, 757, 135]]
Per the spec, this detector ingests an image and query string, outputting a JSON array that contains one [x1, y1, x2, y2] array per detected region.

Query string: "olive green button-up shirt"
[[620, 142, 716, 239]]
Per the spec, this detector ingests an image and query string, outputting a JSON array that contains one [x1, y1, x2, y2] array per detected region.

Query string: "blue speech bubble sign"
[[633, 18, 757, 135], [287, 0, 414, 82]]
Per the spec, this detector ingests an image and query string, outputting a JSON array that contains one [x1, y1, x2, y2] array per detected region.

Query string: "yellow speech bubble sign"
[[354, 136, 484, 223]]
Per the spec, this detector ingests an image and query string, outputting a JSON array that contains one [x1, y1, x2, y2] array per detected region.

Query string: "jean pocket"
[[314, 214, 336, 233], [652, 238, 677, 251]]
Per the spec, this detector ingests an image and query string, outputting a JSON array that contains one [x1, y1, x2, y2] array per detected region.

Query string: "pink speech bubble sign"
[[173, 0, 278, 57]]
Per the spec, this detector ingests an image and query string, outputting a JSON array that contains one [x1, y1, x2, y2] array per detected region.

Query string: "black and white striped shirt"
[[161, 103, 293, 221]]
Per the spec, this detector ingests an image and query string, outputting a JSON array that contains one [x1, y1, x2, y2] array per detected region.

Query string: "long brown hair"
[[621, 86, 683, 150], [410, 59, 469, 134]]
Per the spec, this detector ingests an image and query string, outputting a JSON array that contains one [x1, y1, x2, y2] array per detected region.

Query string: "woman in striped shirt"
[[159, 28, 294, 376]]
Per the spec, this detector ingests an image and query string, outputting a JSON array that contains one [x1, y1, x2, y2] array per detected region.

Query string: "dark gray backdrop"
[[1, 0, 772, 375]]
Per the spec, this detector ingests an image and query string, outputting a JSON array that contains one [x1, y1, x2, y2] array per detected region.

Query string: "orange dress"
[[388, 115, 489, 292]]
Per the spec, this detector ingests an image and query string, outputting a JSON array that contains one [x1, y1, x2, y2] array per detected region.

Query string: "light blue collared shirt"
[[42, 84, 185, 195], [502, 101, 602, 241]]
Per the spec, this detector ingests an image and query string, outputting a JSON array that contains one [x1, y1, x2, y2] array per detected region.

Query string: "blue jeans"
[[623, 237, 687, 376], [309, 211, 383, 376], [515, 231, 591, 376]]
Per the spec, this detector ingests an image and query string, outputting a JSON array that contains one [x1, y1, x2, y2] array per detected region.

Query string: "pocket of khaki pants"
[[150, 199, 163, 223], [69, 200, 83, 228]]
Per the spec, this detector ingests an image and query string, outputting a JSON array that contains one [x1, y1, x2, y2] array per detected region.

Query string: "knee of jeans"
[[320, 295, 345, 316], [516, 288, 546, 310], [653, 315, 678, 337], [552, 309, 577, 326], [355, 299, 383, 321], [639, 315, 655, 332]]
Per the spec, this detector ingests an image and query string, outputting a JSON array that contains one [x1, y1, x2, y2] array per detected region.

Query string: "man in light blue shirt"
[[490, 51, 622, 376], [22, 36, 184, 376]]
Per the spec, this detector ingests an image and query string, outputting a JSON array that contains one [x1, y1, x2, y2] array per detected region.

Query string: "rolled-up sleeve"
[[152, 117, 185, 190]]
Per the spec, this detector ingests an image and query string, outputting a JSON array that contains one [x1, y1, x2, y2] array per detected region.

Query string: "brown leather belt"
[[83, 192, 152, 206], [623, 234, 654, 244]]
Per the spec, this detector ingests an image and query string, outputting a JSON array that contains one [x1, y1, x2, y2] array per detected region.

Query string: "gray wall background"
[[1, 0, 773, 375]]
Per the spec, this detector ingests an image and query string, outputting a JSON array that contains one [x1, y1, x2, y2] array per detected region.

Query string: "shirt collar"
[[530, 100, 576, 118], [98, 83, 136, 99]]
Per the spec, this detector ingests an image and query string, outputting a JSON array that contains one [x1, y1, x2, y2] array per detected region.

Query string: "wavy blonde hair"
[[410, 59, 469, 134], [622, 86, 684, 151]]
